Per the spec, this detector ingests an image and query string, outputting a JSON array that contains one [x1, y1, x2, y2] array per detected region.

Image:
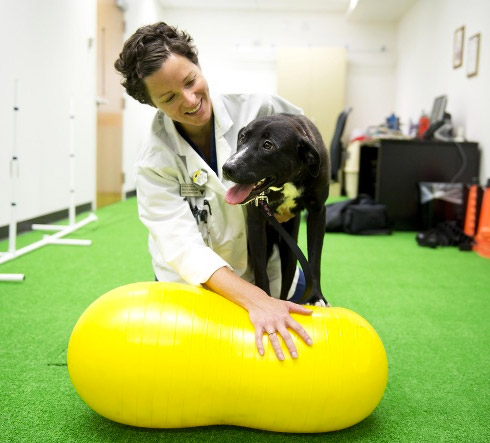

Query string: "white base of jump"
[[32, 223, 67, 231], [0, 273, 25, 281], [0, 213, 97, 282]]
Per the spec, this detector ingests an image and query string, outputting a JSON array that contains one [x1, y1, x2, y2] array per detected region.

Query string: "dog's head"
[[223, 114, 321, 205]]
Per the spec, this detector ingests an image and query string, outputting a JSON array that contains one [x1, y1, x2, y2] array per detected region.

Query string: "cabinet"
[[357, 139, 480, 230]]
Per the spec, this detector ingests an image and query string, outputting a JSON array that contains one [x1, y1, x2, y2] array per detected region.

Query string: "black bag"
[[325, 194, 392, 235]]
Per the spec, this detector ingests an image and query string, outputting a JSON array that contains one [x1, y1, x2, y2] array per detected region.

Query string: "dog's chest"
[[268, 182, 304, 216]]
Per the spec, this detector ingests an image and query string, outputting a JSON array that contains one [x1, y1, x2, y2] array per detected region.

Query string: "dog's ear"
[[298, 138, 321, 177]]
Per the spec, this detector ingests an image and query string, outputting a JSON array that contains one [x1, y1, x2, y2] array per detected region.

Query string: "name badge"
[[180, 184, 205, 197]]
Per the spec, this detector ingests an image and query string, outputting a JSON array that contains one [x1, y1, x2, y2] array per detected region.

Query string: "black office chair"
[[329, 107, 352, 184]]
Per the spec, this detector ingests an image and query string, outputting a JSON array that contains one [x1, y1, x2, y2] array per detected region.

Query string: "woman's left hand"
[[247, 295, 313, 360], [205, 267, 313, 360]]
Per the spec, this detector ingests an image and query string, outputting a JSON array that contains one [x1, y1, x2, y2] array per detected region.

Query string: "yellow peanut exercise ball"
[[67, 282, 388, 433]]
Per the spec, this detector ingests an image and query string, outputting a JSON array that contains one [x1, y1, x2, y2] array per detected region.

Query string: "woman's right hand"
[[205, 267, 313, 360]]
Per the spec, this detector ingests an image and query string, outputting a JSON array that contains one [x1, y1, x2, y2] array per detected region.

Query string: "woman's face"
[[143, 54, 212, 130]]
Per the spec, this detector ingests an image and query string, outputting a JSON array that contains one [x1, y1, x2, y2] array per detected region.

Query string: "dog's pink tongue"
[[225, 183, 255, 205]]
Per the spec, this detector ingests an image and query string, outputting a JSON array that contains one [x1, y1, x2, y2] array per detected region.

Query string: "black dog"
[[223, 113, 329, 305]]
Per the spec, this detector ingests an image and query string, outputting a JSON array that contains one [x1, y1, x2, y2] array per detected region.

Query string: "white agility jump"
[[0, 82, 97, 282]]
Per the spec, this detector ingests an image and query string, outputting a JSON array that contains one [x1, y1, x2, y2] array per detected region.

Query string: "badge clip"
[[192, 169, 208, 187]]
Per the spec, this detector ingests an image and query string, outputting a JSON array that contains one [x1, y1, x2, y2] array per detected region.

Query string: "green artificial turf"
[[1, 197, 489, 442]]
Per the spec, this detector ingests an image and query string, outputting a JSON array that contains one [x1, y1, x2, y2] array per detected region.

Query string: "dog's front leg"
[[278, 216, 301, 300], [306, 204, 327, 303], [247, 206, 271, 295]]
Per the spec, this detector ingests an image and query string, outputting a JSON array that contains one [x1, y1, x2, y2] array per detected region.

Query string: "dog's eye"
[[263, 140, 273, 150], [238, 132, 246, 143]]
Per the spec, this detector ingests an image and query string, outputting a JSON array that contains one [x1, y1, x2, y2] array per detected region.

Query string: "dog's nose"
[[222, 162, 234, 180]]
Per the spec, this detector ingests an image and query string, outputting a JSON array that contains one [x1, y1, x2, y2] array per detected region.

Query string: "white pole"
[[0, 80, 25, 282], [68, 97, 76, 226], [33, 97, 78, 231], [8, 79, 20, 255]]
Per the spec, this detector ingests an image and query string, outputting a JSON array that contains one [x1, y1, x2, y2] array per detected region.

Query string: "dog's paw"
[[306, 298, 329, 307]]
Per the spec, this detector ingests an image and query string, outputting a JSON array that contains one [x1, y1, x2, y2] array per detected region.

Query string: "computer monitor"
[[423, 95, 447, 140], [430, 95, 447, 124]]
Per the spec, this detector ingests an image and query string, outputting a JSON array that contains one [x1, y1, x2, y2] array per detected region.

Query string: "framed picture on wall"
[[453, 26, 464, 68], [466, 33, 481, 77]]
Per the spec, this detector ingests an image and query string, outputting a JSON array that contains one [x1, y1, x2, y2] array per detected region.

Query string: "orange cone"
[[463, 183, 479, 237], [474, 179, 490, 258]]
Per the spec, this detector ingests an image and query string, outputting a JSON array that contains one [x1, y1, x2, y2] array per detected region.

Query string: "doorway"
[[96, 0, 124, 208]]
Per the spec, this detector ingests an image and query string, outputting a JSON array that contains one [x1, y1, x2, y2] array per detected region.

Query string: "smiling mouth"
[[185, 100, 202, 115], [225, 177, 276, 205]]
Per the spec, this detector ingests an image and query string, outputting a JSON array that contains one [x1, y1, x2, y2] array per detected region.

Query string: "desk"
[[356, 139, 480, 230]]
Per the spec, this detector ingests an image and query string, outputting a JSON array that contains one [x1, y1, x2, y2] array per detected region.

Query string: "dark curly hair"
[[114, 22, 199, 106]]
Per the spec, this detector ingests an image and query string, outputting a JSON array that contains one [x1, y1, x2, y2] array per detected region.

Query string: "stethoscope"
[[186, 198, 213, 248]]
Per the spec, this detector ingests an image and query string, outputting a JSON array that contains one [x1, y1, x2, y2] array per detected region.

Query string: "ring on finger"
[[267, 330, 275, 336]]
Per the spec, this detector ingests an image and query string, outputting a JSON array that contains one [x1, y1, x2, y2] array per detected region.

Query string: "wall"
[[0, 1, 397, 230], [148, 6, 397, 150], [121, 0, 161, 196], [7, 1, 485, 232], [0, 0, 97, 228], [277, 47, 347, 148], [119, 4, 397, 190], [396, 0, 490, 182]]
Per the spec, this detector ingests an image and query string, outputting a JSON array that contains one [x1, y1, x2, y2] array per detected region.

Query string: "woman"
[[115, 22, 314, 361]]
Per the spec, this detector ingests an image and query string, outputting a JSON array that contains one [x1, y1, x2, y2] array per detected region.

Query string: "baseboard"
[[0, 202, 93, 240]]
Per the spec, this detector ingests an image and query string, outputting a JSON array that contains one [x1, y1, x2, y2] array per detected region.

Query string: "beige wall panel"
[[277, 47, 346, 151], [96, 0, 124, 205], [97, 113, 123, 193]]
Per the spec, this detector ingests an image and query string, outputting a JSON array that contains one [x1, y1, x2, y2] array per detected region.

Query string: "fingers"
[[249, 298, 314, 360], [286, 318, 313, 348], [267, 331, 286, 361], [256, 322, 311, 361], [255, 328, 287, 360], [255, 329, 265, 357], [287, 302, 313, 315], [283, 302, 313, 345], [275, 327, 298, 359], [260, 328, 294, 361]]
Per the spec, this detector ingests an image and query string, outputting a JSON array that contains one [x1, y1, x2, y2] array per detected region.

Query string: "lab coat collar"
[[159, 100, 231, 194], [211, 93, 235, 183], [211, 92, 233, 138]]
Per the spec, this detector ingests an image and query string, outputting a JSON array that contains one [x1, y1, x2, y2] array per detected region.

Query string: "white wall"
[[153, 7, 397, 146], [0, 0, 97, 227], [0, 1, 399, 230], [121, 0, 161, 195], [396, 0, 490, 182], [119, 4, 397, 191], [3, 0, 486, 231]]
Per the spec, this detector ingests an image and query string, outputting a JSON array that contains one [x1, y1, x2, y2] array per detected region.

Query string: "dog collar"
[[253, 193, 269, 207]]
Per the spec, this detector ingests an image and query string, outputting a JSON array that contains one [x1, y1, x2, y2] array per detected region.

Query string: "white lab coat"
[[135, 92, 302, 297]]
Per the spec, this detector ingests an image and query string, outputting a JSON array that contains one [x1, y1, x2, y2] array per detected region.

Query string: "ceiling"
[[158, 0, 350, 13], [157, 0, 418, 23], [347, 0, 417, 23]]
